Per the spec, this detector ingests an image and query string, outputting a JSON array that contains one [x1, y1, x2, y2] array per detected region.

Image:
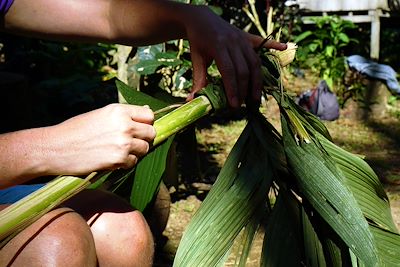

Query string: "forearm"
[[0, 127, 55, 188], [3, 0, 193, 45], [0, 104, 156, 189]]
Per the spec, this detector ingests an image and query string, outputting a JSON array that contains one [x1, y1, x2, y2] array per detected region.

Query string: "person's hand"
[[45, 104, 156, 175], [184, 6, 287, 108]]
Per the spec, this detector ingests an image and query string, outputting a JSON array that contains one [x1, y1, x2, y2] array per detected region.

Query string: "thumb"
[[187, 52, 208, 101]]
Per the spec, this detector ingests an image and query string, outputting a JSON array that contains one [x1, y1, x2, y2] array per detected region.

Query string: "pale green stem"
[[153, 95, 212, 146], [0, 172, 100, 245]]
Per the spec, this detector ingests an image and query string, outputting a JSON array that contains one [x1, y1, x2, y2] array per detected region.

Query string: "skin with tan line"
[[0, 0, 287, 266]]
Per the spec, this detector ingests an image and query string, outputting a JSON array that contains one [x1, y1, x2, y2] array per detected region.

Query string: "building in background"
[[286, 0, 400, 59]]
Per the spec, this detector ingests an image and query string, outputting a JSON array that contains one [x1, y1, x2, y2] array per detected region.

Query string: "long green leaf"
[[234, 209, 263, 267], [115, 79, 169, 118], [130, 136, 174, 211], [369, 225, 400, 266], [302, 206, 328, 267], [261, 189, 303, 267], [280, 114, 379, 266], [317, 133, 398, 233], [173, 122, 273, 267]]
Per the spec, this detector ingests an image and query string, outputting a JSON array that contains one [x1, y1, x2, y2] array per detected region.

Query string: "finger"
[[129, 105, 154, 124], [188, 51, 209, 101], [227, 44, 250, 105], [120, 154, 139, 169], [130, 138, 151, 158], [230, 41, 256, 104], [240, 42, 262, 103], [215, 49, 239, 108], [265, 40, 287, 51], [130, 123, 156, 143], [246, 33, 288, 51]]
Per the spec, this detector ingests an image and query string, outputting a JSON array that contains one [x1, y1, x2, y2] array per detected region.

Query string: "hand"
[[184, 6, 287, 108], [46, 104, 156, 175]]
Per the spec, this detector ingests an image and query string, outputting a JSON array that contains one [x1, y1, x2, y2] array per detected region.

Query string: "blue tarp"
[[346, 55, 400, 94]]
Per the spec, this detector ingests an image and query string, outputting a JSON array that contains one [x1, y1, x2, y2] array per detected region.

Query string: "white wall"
[[297, 0, 389, 12]]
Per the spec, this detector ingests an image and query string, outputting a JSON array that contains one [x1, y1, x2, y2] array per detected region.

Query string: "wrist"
[[173, 4, 211, 39], [0, 127, 56, 187]]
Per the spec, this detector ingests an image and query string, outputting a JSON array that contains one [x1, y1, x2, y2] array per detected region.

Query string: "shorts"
[[0, 184, 45, 204]]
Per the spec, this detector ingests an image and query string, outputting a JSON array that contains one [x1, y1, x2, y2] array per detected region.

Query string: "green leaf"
[[301, 207, 328, 267], [280, 114, 379, 266], [325, 46, 335, 57], [88, 171, 113, 189], [208, 5, 223, 16], [115, 79, 168, 116], [309, 43, 319, 53], [294, 31, 313, 43], [134, 50, 182, 75], [137, 44, 164, 61], [173, 121, 274, 267], [234, 211, 262, 267], [130, 136, 175, 211], [317, 133, 398, 233], [134, 59, 164, 75], [155, 52, 182, 67], [261, 190, 303, 267], [132, 44, 166, 74], [338, 33, 350, 43], [370, 225, 400, 266]]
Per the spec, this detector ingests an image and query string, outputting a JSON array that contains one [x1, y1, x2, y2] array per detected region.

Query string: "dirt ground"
[[153, 82, 400, 266]]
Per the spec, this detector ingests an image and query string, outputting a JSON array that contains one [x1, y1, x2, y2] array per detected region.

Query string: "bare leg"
[[0, 207, 97, 267], [64, 189, 154, 267]]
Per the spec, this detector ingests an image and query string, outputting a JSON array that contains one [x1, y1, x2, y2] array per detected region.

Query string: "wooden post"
[[369, 9, 381, 60], [362, 79, 390, 119]]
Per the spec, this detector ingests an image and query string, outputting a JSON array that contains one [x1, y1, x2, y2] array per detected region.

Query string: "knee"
[[0, 207, 97, 267], [91, 209, 154, 267], [40, 208, 98, 265]]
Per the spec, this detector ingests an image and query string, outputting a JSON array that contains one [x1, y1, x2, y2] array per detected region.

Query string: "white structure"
[[290, 0, 397, 59], [295, 0, 389, 12]]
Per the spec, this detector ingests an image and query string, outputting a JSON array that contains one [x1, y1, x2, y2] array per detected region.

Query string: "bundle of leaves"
[[172, 46, 400, 266]]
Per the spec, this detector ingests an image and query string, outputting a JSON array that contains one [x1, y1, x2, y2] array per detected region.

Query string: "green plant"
[[172, 48, 400, 267], [270, 0, 303, 42], [294, 16, 358, 91]]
